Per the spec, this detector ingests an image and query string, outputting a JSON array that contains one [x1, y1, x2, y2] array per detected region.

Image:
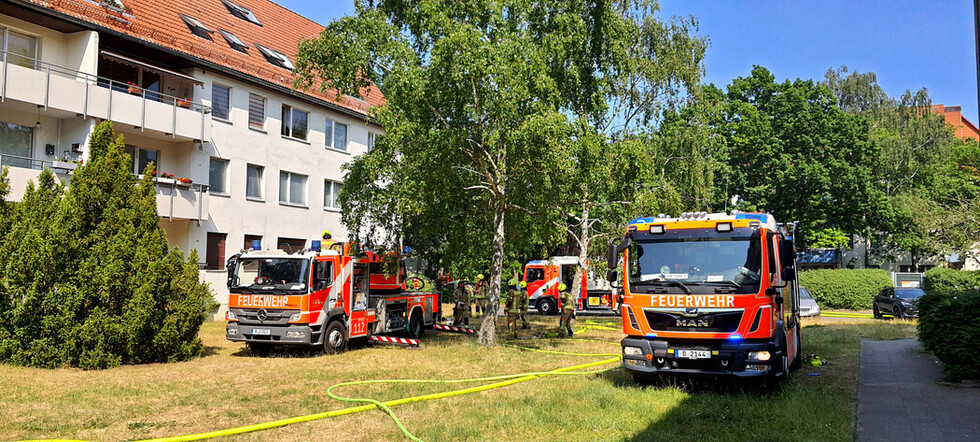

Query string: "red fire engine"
[[225, 240, 440, 354], [606, 212, 802, 384], [522, 256, 616, 315]]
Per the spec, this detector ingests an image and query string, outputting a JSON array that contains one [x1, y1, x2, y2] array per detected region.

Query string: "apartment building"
[[0, 0, 382, 312]]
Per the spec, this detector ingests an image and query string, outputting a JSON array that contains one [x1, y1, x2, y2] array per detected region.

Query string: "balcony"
[[153, 179, 209, 222], [0, 154, 75, 200], [0, 50, 211, 142]]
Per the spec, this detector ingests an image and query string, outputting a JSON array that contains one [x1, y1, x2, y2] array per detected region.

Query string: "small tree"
[[0, 121, 213, 368]]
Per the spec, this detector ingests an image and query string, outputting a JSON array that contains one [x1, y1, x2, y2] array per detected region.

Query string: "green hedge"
[[917, 289, 980, 381], [923, 267, 980, 296], [797, 269, 892, 310]]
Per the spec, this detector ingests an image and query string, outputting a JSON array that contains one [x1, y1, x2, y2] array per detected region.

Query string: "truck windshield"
[[628, 232, 762, 292], [231, 258, 310, 292]]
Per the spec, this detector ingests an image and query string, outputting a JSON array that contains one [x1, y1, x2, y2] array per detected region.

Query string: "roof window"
[[218, 29, 248, 53], [221, 0, 262, 26], [179, 14, 213, 40], [255, 44, 294, 70]]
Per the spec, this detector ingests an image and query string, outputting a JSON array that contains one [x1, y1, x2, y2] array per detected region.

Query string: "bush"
[[923, 267, 980, 296], [0, 122, 214, 369], [797, 269, 893, 309], [917, 289, 980, 381]]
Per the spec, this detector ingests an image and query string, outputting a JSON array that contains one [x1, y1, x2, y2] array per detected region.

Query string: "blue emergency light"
[[728, 334, 742, 341], [402, 246, 412, 255], [311, 240, 321, 252], [250, 240, 261, 250]]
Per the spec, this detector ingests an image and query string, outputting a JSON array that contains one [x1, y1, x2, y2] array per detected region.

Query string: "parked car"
[[799, 286, 820, 317], [873, 287, 924, 319]]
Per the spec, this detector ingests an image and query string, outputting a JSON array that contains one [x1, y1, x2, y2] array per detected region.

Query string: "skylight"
[[179, 14, 213, 40], [221, 0, 262, 26], [255, 44, 294, 70], [218, 29, 248, 53]]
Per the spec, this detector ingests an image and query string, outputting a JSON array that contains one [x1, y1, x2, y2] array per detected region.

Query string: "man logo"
[[685, 307, 698, 316], [257, 308, 268, 321]]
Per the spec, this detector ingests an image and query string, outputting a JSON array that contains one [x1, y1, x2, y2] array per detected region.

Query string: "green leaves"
[[0, 121, 214, 369]]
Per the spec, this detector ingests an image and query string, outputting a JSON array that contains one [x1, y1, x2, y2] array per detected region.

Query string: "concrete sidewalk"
[[857, 338, 980, 441]]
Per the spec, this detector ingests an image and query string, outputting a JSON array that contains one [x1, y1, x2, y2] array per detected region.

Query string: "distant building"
[[930, 104, 979, 141]]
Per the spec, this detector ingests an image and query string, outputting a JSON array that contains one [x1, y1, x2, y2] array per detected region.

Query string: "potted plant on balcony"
[[176, 177, 193, 187], [52, 157, 78, 171], [176, 98, 192, 109], [127, 82, 141, 95], [156, 172, 175, 185]]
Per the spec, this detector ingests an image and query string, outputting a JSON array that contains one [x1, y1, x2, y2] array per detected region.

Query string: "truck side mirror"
[[225, 254, 239, 289], [606, 241, 617, 270], [781, 267, 796, 282], [780, 238, 796, 267], [606, 269, 618, 283]]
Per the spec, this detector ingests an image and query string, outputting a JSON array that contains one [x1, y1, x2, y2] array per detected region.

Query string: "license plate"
[[676, 349, 710, 359], [251, 329, 271, 335]]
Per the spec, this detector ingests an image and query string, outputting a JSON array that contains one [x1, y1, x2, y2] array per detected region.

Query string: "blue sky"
[[279, 0, 979, 122]]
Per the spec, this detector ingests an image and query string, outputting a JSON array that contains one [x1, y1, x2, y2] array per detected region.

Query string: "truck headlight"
[[226, 310, 237, 321], [286, 331, 306, 338], [748, 351, 771, 361], [289, 312, 302, 322], [624, 346, 643, 356], [227, 328, 238, 335]]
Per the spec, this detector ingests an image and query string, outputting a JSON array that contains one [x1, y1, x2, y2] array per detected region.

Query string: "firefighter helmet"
[[519, 281, 527, 288], [322, 230, 332, 240], [558, 283, 567, 291], [508, 278, 518, 286], [477, 274, 484, 280]]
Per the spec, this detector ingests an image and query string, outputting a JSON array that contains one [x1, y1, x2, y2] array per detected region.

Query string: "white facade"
[[0, 10, 380, 316]]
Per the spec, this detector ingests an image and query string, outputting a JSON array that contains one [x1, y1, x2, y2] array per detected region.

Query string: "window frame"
[[325, 118, 350, 152], [279, 170, 308, 207], [178, 13, 213, 40], [124, 144, 161, 176], [245, 163, 264, 201], [247, 93, 266, 131], [221, 0, 262, 26], [367, 131, 377, 152], [211, 82, 232, 122], [209, 157, 230, 196], [255, 43, 294, 70], [217, 29, 248, 53], [1, 27, 40, 70], [280, 104, 309, 142], [324, 180, 342, 211]]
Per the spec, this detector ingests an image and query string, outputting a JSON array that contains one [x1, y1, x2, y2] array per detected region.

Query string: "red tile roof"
[[24, 0, 384, 115], [931, 104, 980, 141]]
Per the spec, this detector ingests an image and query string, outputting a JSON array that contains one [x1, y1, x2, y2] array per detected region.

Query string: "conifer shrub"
[[0, 121, 214, 369]]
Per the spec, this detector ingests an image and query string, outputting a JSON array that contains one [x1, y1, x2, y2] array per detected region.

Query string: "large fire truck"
[[225, 241, 440, 354], [606, 212, 802, 383], [522, 257, 617, 315]]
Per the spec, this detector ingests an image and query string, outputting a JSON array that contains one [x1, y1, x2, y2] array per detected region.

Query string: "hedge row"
[[797, 269, 892, 310], [922, 267, 980, 296], [917, 289, 980, 381]]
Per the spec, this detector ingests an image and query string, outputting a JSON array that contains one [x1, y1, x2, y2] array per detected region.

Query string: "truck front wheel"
[[323, 321, 347, 355], [537, 298, 557, 316]]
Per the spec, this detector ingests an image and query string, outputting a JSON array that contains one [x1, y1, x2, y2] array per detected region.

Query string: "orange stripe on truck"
[[230, 294, 303, 309]]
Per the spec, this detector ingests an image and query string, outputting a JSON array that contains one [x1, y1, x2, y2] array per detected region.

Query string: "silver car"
[[799, 286, 821, 317]]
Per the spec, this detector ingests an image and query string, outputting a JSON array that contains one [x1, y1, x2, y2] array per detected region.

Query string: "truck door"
[[524, 265, 546, 301]]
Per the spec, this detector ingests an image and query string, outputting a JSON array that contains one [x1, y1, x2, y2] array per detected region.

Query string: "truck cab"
[[522, 257, 616, 315], [225, 241, 439, 354], [608, 212, 801, 384]]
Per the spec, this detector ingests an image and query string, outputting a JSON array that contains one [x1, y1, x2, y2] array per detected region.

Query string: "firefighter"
[[558, 283, 575, 337], [518, 280, 530, 329], [453, 280, 471, 326], [474, 274, 488, 316], [505, 278, 521, 339], [321, 230, 337, 248]]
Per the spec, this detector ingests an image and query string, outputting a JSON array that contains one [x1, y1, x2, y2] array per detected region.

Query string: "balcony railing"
[[0, 50, 211, 141]]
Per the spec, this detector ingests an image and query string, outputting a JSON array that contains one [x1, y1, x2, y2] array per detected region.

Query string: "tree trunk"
[[570, 204, 589, 310], [479, 200, 505, 346]]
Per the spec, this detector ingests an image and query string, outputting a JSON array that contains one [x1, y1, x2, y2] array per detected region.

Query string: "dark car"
[[873, 287, 924, 319]]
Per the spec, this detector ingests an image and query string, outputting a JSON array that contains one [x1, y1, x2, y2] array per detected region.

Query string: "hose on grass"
[[132, 331, 623, 442]]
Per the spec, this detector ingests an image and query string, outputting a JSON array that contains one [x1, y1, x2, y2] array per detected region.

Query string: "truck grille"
[[643, 308, 743, 333], [234, 309, 292, 325]]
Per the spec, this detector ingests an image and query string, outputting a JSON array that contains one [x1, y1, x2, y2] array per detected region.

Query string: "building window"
[[221, 0, 262, 26], [212, 83, 231, 121], [178, 14, 213, 40], [1, 28, 39, 69], [206, 232, 227, 270], [281, 104, 308, 141], [0, 121, 33, 169], [325, 119, 348, 151], [248, 93, 266, 130], [246, 164, 263, 200], [324, 180, 342, 210], [209, 157, 229, 195], [124, 145, 160, 175], [279, 171, 307, 206], [368, 132, 377, 152], [256, 44, 294, 70], [218, 29, 248, 53], [277, 237, 305, 253], [244, 234, 262, 250]]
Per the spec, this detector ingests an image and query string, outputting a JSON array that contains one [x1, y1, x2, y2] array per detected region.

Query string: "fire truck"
[[606, 212, 802, 384], [522, 257, 616, 315], [225, 241, 440, 354]]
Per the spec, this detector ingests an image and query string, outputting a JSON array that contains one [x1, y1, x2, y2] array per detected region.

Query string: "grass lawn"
[[0, 315, 916, 441]]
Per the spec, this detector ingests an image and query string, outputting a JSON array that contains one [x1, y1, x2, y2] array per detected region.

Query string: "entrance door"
[[206, 232, 226, 270]]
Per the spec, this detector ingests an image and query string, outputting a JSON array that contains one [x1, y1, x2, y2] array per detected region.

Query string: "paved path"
[[857, 338, 980, 441]]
